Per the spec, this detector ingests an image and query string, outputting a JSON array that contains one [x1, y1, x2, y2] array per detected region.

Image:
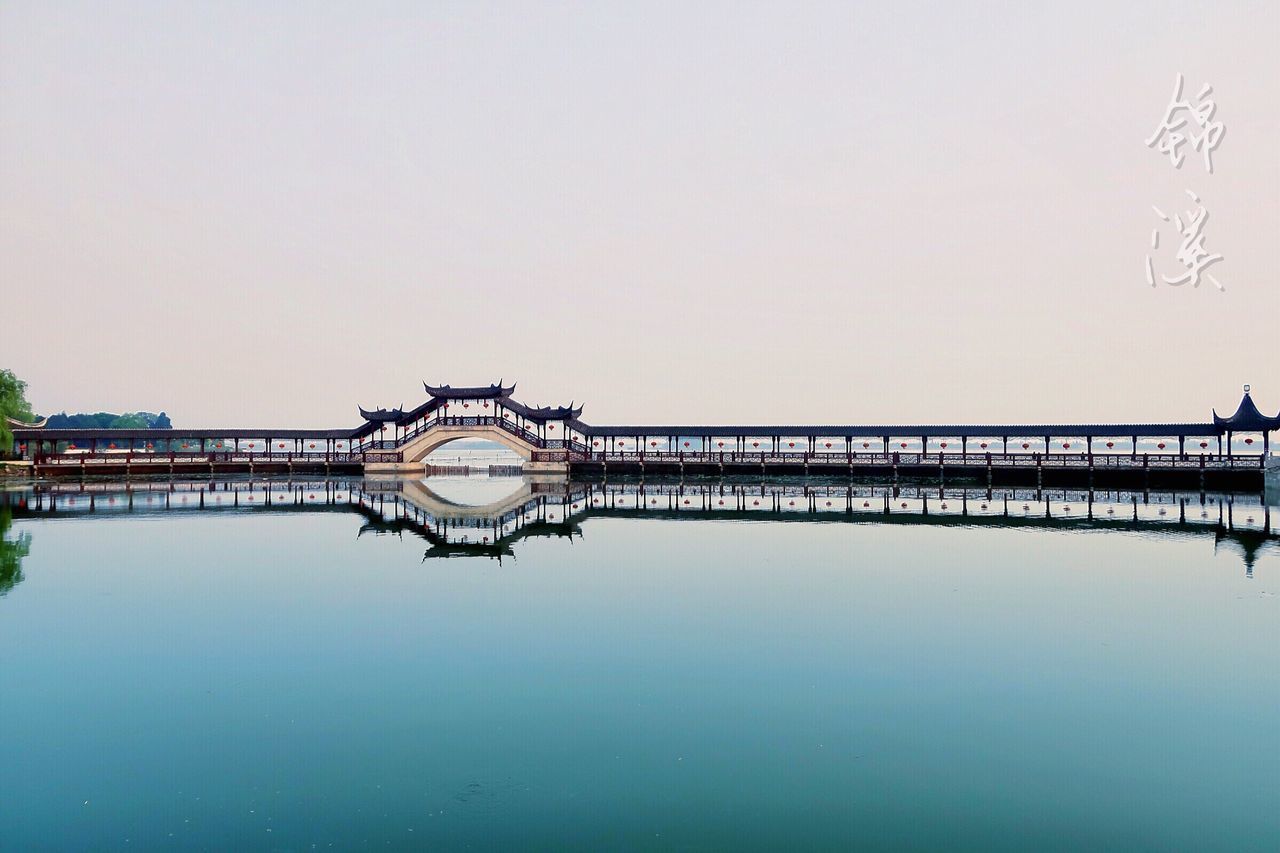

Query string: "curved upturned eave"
[[1212, 392, 1280, 432], [357, 405, 405, 422], [422, 381, 516, 399]]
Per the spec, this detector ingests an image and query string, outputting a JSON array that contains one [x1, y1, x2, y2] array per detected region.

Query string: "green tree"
[[0, 369, 36, 452]]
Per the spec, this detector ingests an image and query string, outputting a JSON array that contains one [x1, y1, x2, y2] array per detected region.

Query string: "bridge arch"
[[398, 423, 538, 464]]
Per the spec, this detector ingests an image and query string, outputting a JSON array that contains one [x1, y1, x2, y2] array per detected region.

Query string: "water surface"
[[1, 477, 1277, 850]]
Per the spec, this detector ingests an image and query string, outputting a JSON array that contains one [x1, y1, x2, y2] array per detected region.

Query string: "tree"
[[109, 413, 151, 429], [0, 369, 36, 452]]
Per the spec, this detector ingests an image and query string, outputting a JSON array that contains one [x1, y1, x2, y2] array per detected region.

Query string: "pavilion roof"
[[502, 399, 584, 421], [357, 406, 405, 422], [423, 381, 515, 399], [1212, 391, 1280, 432]]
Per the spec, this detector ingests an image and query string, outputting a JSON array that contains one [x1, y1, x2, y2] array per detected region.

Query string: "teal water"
[[1, 480, 1277, 850]]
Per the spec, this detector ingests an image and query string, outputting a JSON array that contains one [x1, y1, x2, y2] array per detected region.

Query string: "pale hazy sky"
[[2, 1, 1277, 428]]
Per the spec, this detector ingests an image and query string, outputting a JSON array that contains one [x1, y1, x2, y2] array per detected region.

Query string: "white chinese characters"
[[1146, 191, 1224, 290], [1144, 72, 1225, 174], [1144, 73, 1226, 292]]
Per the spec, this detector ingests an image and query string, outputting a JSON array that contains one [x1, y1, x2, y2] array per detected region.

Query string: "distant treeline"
[[43, 411, 173, 429]]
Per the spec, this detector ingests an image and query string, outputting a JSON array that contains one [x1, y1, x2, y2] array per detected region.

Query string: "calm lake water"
[[1, 474, 1277, 851]]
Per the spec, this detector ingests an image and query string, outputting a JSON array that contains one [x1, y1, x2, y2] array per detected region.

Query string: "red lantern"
[[650, 440, 657, 447], [1106, 441, 1115, 448], [68, 443, 76, 449], [862, 441, 870, 449], [1062, 442, 1070, 449], [752, 441, 759, 447], [1245, 437, 1254, 445], [684, 441, 690, 447], [752, 500, 759, 506], [901, 502, 908, 509], [980, 442, 988, 449], [863, 501, 870, 508], [548, 424, 556, 431], [309, 442, 316, 449], [108, 443, 116, 449], [717, 441, 724, 448], [278, 442, 285, 449], [463, 402, 470, 408], [483, 401, 489, 408], [788, 441, 795, 448], [1022, 442, 1030, 449], [824, 442, 832, 448], [1157, 442, 1165, 450], [684, 499, 691, 505], [1200, 441, 1208, 449], [940, 442, 948, 449], [900, 442, 908, 449], [592, 440, 599, 447], [146, 442, 154, 449]]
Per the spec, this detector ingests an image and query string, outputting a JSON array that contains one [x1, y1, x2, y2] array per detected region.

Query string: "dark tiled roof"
[[423, 381, 515, 399], [571, 422, 1221, 438], [357, 406, 404, 422], [1213, 392, 1280, 432], [503, 400, 583, 421], [10, 427, 358, 440]]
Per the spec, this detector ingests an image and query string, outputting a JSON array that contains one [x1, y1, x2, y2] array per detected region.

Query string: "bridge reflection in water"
[[4, 475, 1276, 576]]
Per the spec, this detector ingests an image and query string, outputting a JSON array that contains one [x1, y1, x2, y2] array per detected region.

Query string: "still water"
[[1, 474, 1277, 851]]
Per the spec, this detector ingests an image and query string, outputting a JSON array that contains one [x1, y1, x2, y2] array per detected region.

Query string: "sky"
[[2, 0, 1277, 429]]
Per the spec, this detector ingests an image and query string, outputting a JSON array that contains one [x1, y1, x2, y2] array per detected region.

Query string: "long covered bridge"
[[10, 381, 1279, 487]]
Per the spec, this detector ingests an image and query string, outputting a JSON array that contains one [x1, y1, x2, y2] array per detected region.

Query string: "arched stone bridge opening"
[[399, 422, 538, 464]]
